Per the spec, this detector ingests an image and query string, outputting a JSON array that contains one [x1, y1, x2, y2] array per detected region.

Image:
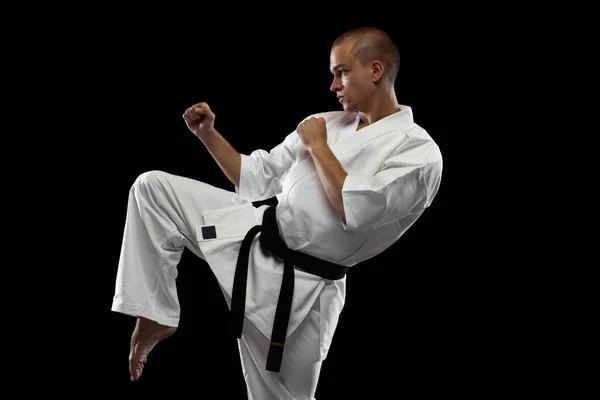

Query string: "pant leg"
[[239, 297, 323, 400], [111, 170, 250, 327]]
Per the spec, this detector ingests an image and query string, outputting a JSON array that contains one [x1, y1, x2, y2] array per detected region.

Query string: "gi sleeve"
[[235, 132, 298, 202], [340, 137, 443, 231]]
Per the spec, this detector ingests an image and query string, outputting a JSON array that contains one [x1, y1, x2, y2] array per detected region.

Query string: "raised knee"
[[131, 170, 169, 191]]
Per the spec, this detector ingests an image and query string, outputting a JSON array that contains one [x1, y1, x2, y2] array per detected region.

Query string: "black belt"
[[229, 203, 349, 372]]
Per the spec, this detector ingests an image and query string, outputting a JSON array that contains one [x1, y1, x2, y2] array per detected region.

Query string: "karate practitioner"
[[112, 26, 443, 399]]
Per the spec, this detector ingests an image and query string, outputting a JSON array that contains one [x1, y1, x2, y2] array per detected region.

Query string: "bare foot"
[[129, 316, 177, 381]]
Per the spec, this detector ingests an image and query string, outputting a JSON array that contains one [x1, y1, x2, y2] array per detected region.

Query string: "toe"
[[130, 363, 142, 381]]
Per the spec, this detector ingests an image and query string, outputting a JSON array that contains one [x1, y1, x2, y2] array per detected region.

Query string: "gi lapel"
[[282, 106, 414, 191]]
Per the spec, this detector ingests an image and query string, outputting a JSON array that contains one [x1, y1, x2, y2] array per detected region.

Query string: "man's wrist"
[[198, 128, 218, 143], [307, 140, 328, 154]]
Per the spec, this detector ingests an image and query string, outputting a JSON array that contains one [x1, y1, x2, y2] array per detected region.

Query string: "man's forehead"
[[330, 47, 354, 71], [331, 41, 353, 56]]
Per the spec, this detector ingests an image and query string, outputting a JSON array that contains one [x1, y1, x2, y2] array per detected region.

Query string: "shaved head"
[[332, 27, 400, 86]]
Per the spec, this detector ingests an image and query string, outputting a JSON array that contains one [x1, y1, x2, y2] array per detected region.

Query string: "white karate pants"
[[111, 170, 322, 400]]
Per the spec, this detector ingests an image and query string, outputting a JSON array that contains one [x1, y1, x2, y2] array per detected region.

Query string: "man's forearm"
[[199, 129, 241, 187], [308, 142, 348, 223]]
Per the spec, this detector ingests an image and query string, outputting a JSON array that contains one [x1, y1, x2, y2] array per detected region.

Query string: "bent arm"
[[341, 140, 443, 231], [307, 143, 348, 224], [200, 128, 242, 187]]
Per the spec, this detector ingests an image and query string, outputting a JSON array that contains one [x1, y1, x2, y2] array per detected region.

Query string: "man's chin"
[[341, 103, 355, 112]]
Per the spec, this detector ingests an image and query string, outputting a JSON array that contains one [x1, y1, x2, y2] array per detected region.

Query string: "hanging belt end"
[[266, 341, 285, 372]]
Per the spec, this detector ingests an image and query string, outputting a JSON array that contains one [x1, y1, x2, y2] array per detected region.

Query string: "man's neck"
[[356, 91, 402, 131]]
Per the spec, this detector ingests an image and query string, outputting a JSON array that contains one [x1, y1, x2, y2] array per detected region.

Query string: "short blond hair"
[[332, 26, 400, 86]]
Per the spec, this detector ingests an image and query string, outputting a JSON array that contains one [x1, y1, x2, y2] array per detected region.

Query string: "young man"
[[112, 26, 443, 399]]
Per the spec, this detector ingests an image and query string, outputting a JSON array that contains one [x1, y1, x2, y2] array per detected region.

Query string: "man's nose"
[[330, 79, 341, 92]]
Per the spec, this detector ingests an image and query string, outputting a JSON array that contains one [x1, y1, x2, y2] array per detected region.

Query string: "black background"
[[30, 10, 521, 398]]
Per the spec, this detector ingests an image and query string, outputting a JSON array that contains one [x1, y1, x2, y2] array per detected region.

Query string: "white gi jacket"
[[194, 105, 443, 360]]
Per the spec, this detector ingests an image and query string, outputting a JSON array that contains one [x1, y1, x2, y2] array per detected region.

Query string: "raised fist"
[[183, 102, 216, 139]]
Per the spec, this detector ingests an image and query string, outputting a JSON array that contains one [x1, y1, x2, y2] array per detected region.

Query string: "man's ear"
[[371, 60, 384, 83]]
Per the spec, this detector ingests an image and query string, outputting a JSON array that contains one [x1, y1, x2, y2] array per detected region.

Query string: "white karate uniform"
[[112, 105, 443, 399]]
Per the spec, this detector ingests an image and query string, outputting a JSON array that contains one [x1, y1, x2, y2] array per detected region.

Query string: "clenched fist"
[[297, 117, 327, 150], [183, 102, 216, 140]]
